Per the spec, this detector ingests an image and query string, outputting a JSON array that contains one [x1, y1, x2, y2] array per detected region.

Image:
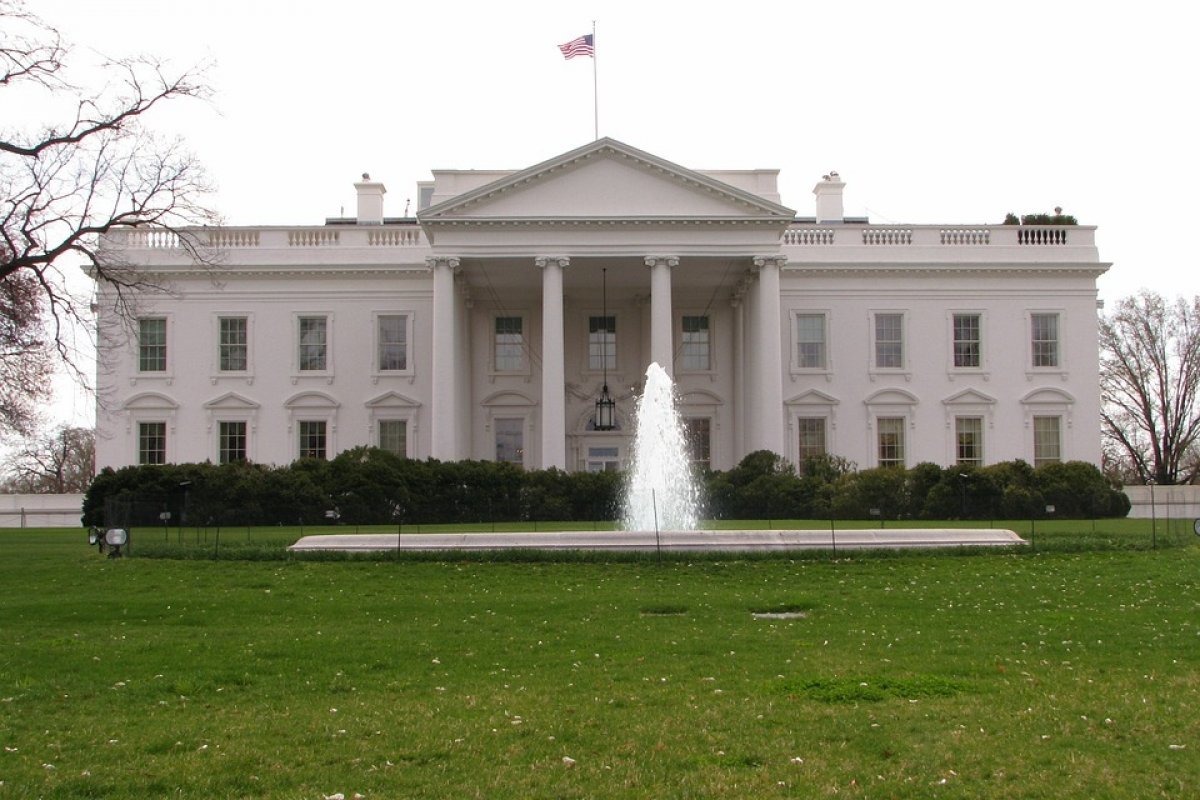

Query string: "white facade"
[[93, 139, 1108, 474]]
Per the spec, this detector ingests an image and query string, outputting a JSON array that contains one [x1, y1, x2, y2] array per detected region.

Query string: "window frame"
[[587, 313, 617, 373], [954, 416, 984, 467], [792, 311, 829, 372], [1033, 415, 1062, 467], [492, 314, 529, 375], [215, 314, 252, 375], [950, 311, 984, 371], [870, 311, 907, 374], [374, 312, 414, 377], [297, 419, 328, 460], [377, 418, 409, 458], [294, 313, 333, 376], [796, 416, 828, 462], [494, 416, 526, 466], [678, 314, 713, 373], [1029, 311, 1063, 371], [217, 419, 248, 464], [876, 416, 906, 469], [138, 420, 167, 465], [682, 416, 712, 469], [137, 316, 169, 375]]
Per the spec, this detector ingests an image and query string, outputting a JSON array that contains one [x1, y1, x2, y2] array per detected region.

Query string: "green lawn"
[[1, 527, 1198, 798]]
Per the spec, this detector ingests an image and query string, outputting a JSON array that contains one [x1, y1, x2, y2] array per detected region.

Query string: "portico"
[[418, 138, 796, 469]]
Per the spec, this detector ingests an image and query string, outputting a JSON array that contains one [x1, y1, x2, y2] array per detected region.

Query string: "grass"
[[1, 526, 1198, 798]]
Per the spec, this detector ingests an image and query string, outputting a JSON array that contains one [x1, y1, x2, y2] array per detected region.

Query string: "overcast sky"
[[24, 0, 1200, 431]]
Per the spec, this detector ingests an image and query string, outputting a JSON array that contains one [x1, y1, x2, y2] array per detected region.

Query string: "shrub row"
[[82, 448, 1130, 528]]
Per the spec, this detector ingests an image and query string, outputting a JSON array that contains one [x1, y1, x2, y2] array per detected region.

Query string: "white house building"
[[93, 138, 1109, 474]]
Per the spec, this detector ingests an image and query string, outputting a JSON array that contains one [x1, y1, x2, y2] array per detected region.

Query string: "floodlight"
[[104, 528, 128, 558]]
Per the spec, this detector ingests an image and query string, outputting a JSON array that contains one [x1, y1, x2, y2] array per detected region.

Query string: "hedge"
[[82, 448, 1129, 528]]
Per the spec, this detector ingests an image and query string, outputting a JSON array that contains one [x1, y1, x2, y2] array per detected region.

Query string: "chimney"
[[354, 173, 386, 224], [813, 171, 845, 223]]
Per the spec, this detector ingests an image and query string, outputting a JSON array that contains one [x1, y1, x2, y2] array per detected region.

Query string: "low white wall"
[[1123, 485, 1200, 521], [0, 494, 85, 528]]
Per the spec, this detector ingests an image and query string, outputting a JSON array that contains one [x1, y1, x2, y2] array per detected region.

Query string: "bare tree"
[[0, 269, 52, 434], [1100, 290, 1200, 485], [2, 424, 94, 493], [1, 0, 216, 431]]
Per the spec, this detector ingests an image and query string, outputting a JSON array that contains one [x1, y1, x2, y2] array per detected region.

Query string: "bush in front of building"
[[82, 450, 1128, 528]]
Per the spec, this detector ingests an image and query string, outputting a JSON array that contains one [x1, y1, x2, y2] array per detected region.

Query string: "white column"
[[752, 255, 786, 455], [536, 256, 569, 470], [428, 256, 460, 460], [645, 256, 678, 376], [731, 293, 746, 464]]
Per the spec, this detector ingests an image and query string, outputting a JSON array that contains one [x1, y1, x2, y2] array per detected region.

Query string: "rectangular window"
[[377, 315, 408, 372], [680, 316, 711, 371], [953, 314, 981, 368], [874, 313, 904, 369], [1033, 415, 1062, 466], [588, 315, 616, 371], [138, 421, 166, 465], [138, 318, 167, 372], [955, 416, 983, 466], [795, 313, 827, 369], [378, 419, 407, 457], [587, 446, 620, 472], [494, 317, 524, 372], [494, 418, 524, 465], [218, 420, 247, 464], [877, 417, 905, 468], [298, 316, 327, 371], [298, 420, 327, 460], [683, 417, 711, 469], [1031, 313, 1060, 368], [218, 317, 248, 372], [797, 417, 827, 461]]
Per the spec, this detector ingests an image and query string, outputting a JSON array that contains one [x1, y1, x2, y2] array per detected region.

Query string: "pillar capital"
[[752, 254, 787, 271], [535, 256, 571, 270], [644, 255, 680, 269], [425, 255, 461, 272]]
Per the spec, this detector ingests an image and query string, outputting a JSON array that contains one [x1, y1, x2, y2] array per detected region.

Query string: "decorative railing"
[[782, 228, 835, 245], [118, 229, 180, 249], [288, 229, 340, 247], [781, 224, 1088, 249], [939, 228, 990, 245], [863, 228, 913, 245], [207, 230, 260, 248], [368, 228, 423, 246], [1017, 227, 1068, 245]]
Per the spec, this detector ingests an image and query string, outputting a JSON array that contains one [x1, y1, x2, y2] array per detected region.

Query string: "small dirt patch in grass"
[[783, 675, 969, 703], [639, 604, 689, 616]]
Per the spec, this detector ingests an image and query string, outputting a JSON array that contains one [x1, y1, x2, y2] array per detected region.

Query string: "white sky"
[[23, 0, 1200, 432]]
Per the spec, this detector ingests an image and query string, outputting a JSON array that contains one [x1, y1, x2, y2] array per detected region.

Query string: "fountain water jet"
[[621, 362, 702, 531]]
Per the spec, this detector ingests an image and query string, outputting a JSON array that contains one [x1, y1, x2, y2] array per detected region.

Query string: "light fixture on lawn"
[[594, 267, 616, 430]]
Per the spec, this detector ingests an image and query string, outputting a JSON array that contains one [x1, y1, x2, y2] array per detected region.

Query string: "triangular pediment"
[[365, 391, 421, 409], [204, 391, 260, 411], [420, 138, 795, 222], [942, 389, 997, 406], [786, 389, 840, 406]]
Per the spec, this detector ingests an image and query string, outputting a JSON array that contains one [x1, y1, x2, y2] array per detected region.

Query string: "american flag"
[[558, 34, 594, 59]]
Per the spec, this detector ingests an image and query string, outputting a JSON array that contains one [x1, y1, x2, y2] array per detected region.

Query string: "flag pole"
[[592, 20, 599, 139]]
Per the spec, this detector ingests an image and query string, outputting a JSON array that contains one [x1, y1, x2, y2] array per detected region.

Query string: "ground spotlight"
[[87, 527, 129, 558]]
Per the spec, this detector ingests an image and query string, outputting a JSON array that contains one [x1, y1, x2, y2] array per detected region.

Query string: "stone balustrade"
[[103, 222, 1094, 259]]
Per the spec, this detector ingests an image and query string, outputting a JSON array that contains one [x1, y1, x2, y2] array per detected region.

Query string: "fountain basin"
[[289, 528, 1027, 553]]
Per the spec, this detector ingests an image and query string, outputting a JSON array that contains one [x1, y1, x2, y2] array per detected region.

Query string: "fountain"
[[291, 363, 1026, 553], [621, 362, 702, 531]]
